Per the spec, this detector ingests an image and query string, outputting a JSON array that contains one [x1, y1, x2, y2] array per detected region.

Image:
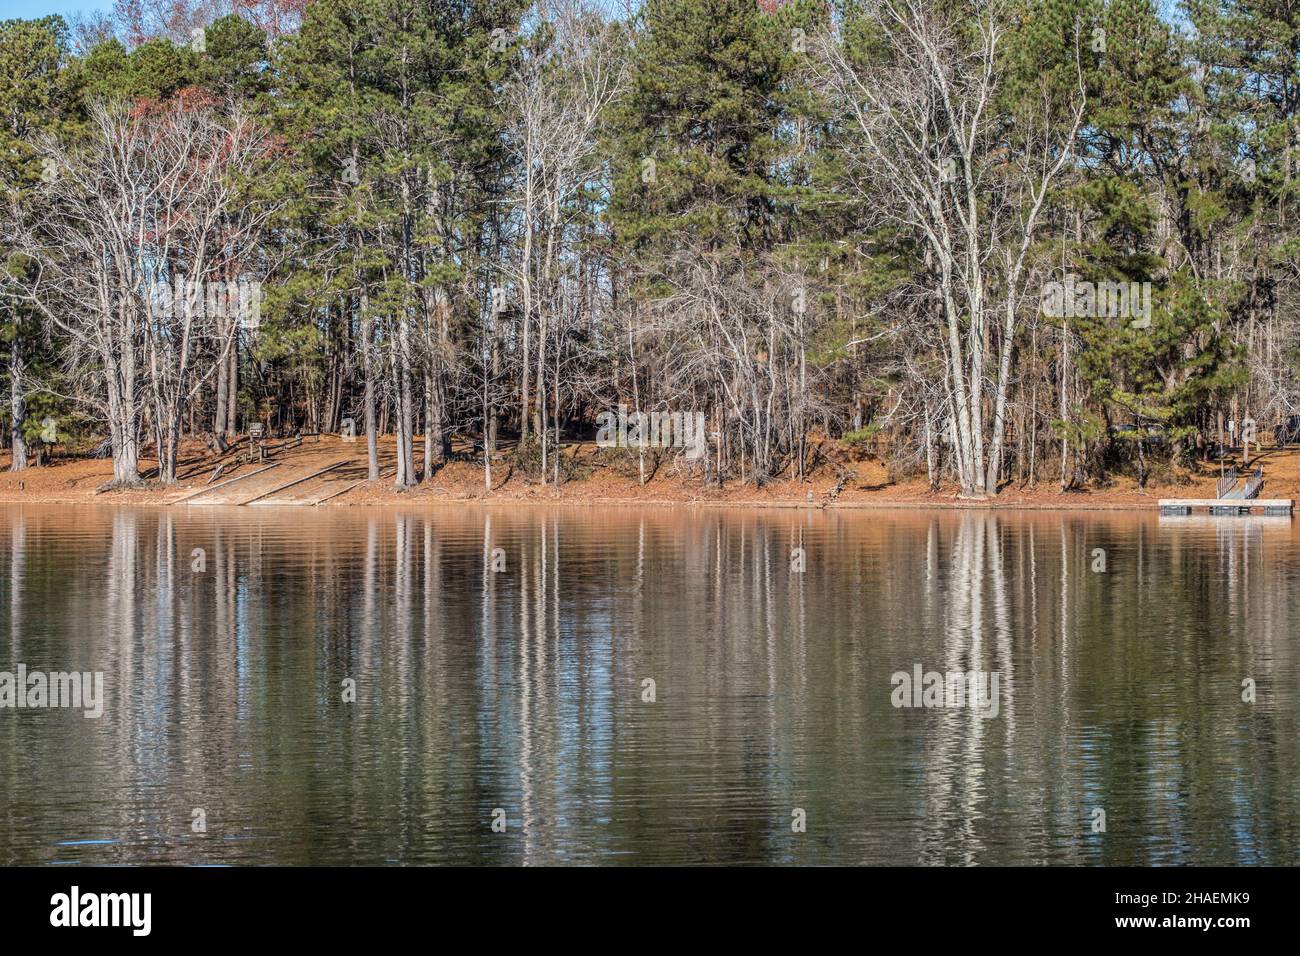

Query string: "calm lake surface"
[[0, 503, 1297, 865]]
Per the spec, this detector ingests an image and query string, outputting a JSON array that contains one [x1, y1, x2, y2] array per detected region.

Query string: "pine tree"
[[1, 16, 76, 470], [1067, 0, 1243, 475]]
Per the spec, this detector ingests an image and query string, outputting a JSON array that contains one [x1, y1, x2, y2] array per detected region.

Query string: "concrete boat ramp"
[[177, 461, 356, 506]]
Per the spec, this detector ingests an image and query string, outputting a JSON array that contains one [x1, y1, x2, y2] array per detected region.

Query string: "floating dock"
[[1158, 498, 1293, 516]]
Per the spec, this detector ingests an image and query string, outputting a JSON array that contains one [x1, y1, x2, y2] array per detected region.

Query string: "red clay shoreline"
[[0, 434, 1292, 513], [0, 494, 1180, 512]]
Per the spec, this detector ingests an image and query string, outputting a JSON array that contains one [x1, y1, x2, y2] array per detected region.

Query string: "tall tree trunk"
[[537, 287, 547, 484], [225, 334, 238, 436], [520, 226, 532, 446], [391, 315, 415, 488], [984, 302, 1018, 494], [163, 414, 180, 484], [1059, 318, 1070, 493], [361, 293, 379, 481], [214, 314, 228, 435], [482, 360, 492, 492], [9, 329, 26, 472], [105, 351, 139, 485], [423, 370, 435, 481], [487, 328, 499, 489]]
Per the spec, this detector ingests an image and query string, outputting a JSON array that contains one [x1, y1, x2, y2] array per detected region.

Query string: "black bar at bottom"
[[0, 865, 1283, 942]]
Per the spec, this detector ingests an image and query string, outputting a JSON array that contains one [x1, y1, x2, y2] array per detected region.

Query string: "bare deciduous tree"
[[4, 98, 278, 484], [813, 0, 1085, 497]]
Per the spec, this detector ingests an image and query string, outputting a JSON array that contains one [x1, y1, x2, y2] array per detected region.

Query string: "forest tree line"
[[1, 0, 1298, 498]]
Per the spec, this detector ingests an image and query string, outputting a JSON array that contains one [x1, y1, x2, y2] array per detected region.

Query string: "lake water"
[[0, 503, 1297, 865]]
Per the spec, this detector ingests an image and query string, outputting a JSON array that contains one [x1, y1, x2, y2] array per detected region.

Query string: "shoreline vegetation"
[[4, 3, 1300, 509], [3, 435, 1295, 511]]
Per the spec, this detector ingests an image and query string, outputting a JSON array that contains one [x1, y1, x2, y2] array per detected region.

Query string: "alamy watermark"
[[890, 664, 1000, 719], [595, 405, 707, 460], [0, 665, 104, 718], [50, 886, 150, 936], [1040, 277, 1152, 328], [146, 275, 265, 330]]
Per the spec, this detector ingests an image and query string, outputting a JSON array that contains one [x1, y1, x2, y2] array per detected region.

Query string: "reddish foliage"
[[232, 0, 310, 38], [114, 0, 311, 46], [128, 96, 162, 119], [263, 132, 295, 162], [176, 85, 220, 111]]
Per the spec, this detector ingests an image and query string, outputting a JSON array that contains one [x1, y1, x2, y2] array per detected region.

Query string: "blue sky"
[[0, 0, 112, 20]]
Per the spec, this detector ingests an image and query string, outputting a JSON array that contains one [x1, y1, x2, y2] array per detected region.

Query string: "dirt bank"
[[0, 434, 1293, 511]]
